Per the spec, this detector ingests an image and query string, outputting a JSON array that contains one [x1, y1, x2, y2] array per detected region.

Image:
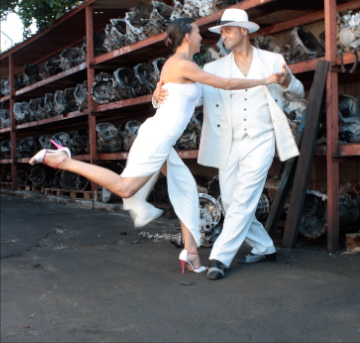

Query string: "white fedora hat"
[[209, 9, 259, 34]]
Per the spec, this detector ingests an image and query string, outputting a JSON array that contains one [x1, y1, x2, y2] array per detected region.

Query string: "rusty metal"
[[95, 94, 152, 112], [15, 63, 87, 96]]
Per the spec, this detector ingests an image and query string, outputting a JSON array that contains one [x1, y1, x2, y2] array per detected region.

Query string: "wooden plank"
[[282, 60, 329, 248]]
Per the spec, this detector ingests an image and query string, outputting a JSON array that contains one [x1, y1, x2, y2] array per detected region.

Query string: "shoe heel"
[[50, 139, 64, 149], [180, 260, 186, 274]]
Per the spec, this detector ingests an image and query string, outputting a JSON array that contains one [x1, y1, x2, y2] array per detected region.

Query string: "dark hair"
[[164, 18, 195, 52]]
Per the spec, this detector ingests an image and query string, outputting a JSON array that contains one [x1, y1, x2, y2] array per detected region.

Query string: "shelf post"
[[324, 0, 339, 252], [9, 54, 17, 190], [85, 4, 99, 202]]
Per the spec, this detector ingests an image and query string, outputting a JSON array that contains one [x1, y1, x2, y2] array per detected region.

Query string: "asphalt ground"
[[1, 193, 360, 343]]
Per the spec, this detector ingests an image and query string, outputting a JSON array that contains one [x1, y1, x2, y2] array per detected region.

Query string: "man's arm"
[[152, 80, 167, 108]]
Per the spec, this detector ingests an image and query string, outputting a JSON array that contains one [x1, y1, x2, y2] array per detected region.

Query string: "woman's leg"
[[161, 159, 203, 270], [30, 151, 152, 198], [180, 220, 202, 270]]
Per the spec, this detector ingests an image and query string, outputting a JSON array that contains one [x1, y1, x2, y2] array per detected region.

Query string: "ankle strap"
[[187, 251, 198, 255]]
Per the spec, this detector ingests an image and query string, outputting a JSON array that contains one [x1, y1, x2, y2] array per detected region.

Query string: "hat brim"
[[208, 21, 259, 34]]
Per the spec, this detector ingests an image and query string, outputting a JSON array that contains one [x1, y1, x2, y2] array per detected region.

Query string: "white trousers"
[[209, 132, 276, 267]]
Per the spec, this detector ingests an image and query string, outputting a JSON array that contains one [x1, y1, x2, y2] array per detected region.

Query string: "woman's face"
[[189, 23, 202, 52]]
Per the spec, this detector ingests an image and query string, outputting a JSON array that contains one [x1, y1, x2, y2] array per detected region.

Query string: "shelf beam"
[[15, 63, 87, 96], [253, 0, 360, 37]]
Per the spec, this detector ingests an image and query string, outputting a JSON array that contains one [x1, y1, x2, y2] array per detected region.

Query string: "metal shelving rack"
[[1, 0, 359, 252]]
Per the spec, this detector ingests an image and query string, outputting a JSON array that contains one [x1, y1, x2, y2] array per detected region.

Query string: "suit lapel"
[[217, 53, 232, 127]]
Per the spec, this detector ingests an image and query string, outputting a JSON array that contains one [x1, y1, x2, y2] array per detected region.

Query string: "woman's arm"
[[178, 60, 279, 90]]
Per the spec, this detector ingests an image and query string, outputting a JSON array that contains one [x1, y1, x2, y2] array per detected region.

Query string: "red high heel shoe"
[[179, 249, 208, 274], [29, 139, 71, 169]]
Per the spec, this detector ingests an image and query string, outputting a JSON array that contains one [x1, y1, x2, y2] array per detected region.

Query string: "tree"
[[1, 0, 83, 38]]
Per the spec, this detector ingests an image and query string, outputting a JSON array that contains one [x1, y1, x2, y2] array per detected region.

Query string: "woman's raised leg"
[[29, 150, 152, 198]]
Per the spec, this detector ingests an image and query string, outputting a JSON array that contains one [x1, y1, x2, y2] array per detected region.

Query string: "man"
[[154, 9, 304, 280]]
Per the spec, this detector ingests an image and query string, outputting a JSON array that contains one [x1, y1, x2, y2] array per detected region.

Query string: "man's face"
[[220, 26, 247, 50]]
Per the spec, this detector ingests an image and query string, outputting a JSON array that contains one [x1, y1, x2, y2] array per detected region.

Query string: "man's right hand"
[[153, 80, 168, 104]]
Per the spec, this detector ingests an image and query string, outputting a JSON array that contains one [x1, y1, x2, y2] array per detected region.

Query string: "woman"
[[30, 18, 281, 274]]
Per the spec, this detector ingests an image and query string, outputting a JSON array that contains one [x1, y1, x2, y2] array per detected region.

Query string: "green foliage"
[[1, 0, 83, 38]]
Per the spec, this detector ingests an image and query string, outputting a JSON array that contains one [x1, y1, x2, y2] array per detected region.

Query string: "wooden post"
[[324, 0, 339, 252], [85, 4, 99, 203], [282, 60, 329, 248]]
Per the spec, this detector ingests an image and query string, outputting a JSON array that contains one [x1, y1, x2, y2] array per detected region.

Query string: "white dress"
[[121, 82, 202, 247]]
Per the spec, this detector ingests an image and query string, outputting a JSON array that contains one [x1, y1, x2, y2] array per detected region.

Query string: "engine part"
[[171, 0, 218, 20], [253, 35, 285, 55], [96, 122, 123, 153], [0, 109, 10, 128], [299, 190, 360, 239], [338, 94, 360, 143], [134, 62, 156, 95], [17, 137, 40, 157], [60, 170, 89, 191], [337, 10, 360, 73], [285, 26, 325, 63], [103, 19, 131, 52], [23, 64, 41, 86], [13, 102, 30, 124], [120, 120, 141, 152], [59, 47, 86, 70], [199, 193, 222, 247], [17, 169, 29, 187], [125, 3, 153, 43], [69, 129, 89, 154], [0, 140, 11, 158], [28, 98, 40, 121], [175, 111, 202, 150], [91, 72, 117, 104], [39, 135, 53, 149], [0, 78, 10, 96], [152, 57, 166, 82], [54, 87, 77, 115], [74, 81, 88, 111], [52, 132, 72, 152], [44, 93, 57, 117], [39, 56, 62, 79], [113, 67, 141, 99], [29, 165, 48, 186]]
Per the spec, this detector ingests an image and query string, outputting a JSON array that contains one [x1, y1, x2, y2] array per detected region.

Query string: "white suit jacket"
[[197, 48, 305, 169]]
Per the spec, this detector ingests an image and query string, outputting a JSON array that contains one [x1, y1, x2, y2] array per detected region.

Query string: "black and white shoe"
[[236, 252, 276, 264], [206, 259, 225, 280]]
